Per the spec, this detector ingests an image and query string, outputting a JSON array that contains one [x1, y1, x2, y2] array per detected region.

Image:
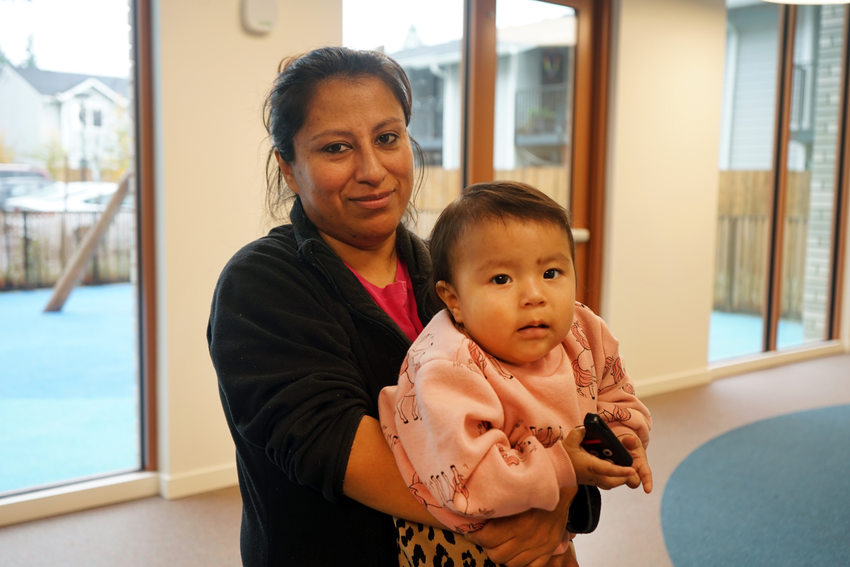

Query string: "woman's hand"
[[619, 433, 653, 493], [543, 540, 580, 567], [465, 485, 576, 567], [562, 427, 635, 490]]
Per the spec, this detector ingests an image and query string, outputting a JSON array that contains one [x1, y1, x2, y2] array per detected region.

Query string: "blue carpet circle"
[[662, 405, 850, 566]]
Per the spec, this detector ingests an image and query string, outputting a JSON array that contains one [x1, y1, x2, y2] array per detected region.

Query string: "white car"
[[2, 181, 128, 213], [0, 164, 53, 209]]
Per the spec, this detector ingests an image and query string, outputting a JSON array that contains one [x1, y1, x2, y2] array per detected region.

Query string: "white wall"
[[603, 0, 727, 393], [154, 0, 342, 498]]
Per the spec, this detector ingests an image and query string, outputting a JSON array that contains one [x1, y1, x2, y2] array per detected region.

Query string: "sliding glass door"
[[711, 1, 848, 361]]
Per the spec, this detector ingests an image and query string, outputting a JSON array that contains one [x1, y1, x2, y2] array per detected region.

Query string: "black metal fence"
[[0, 210, 135, 290]]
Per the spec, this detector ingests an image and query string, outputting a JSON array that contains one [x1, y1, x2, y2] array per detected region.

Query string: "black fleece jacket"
[[208, 199, 438, 566]]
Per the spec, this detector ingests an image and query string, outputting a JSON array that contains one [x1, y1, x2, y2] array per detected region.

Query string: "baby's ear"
[[435, 281, 463, 324]]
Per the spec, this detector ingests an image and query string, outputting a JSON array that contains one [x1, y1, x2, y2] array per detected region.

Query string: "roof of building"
[[14, 66, 129, 99]]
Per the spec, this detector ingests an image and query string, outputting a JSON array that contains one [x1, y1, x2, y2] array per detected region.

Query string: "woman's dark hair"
[[429, 181, 575, 297], [263, 46, 425, 219]]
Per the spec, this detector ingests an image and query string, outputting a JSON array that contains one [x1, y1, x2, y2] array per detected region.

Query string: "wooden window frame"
[[830, 8, 849, 340], [133, 0, 157, 472]]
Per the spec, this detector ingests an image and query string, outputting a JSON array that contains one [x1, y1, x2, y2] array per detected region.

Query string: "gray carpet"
[[574, 353, 850, 566], [1, 353, 848, 566], [662, 404, 850, 566], [0, 486, 242, 566]]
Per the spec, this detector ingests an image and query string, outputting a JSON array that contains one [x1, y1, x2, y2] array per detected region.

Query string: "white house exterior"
[[389, 12, 577, 172], [0, 65, 129, 181]]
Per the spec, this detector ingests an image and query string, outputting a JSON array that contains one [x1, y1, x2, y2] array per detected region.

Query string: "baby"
[[379, 181, 652, 566]]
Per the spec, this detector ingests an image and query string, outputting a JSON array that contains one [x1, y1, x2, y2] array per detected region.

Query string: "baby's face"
[[437, 217, 576, 365]]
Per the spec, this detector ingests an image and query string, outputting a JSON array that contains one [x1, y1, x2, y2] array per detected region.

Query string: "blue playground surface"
[[0, 283, 140, 494]]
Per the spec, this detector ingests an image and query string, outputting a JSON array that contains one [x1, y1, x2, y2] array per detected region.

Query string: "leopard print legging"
[[394, 518, 579, 567], [395, 518, 498, 567]]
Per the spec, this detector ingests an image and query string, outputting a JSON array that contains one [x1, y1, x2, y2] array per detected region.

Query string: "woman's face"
[[278, 76, 414, 251]]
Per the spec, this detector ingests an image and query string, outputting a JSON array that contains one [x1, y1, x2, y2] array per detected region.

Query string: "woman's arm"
[[210, 240, 402, 502], [343, 415, 445, 526], [347, 416, 578, 567], [466, 485, 576, 567]]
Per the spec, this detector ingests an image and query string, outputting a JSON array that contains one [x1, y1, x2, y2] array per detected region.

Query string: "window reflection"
[[344, 0, 578, 235], [495, 0, 576, 208]]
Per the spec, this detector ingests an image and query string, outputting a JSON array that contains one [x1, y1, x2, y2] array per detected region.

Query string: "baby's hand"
[[619, 433, 653, 494], [562, 427, 634, 490]]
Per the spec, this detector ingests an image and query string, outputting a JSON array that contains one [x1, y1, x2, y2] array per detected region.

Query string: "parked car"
[[2, 181, 125, 213], [72, 184, 135, 211], [0, 163, 52, 181], [0, 163, 53, 209]]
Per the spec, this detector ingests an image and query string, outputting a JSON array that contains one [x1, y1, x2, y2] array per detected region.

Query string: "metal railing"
[[0, 210, 135, 290], [515, 83, 570, 136]]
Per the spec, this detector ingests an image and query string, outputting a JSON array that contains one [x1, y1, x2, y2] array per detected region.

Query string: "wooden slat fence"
[[714, 170, 810, 317], [410, 165, 569, 237]]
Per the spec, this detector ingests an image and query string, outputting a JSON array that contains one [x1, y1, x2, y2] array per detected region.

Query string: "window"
[[0, 0, 152, 496], [344, 0, 465, 237], [711, 2, 848, 360], [344, 0, 610, 310], [493, 1, 576, 219]]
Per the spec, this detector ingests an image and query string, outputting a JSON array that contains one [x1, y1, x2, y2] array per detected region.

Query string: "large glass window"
[[713, 1, 781, 360], [494, 1, 576, 217], [344, 0, 608, 310], [711, 1, 847, 361], [0, 0, 143, 494]]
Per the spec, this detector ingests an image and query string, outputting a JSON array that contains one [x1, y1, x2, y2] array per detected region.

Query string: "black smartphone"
[[580, 412, 633, 467]]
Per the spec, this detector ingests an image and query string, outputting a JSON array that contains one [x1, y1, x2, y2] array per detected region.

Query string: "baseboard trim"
[[0, 471, 159, 528], [158, 463, 238, 500], [636, 342, 846, 399], [0, 463, 240, 528], [708, 341, 845, 379], [635, 367, 712, 398]]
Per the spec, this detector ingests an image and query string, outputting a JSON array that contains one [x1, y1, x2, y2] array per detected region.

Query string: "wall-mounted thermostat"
[[242, 0, 277, 35]]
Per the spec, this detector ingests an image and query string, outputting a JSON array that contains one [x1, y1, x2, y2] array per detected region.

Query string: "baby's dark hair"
[[429, 181, 575, 293]]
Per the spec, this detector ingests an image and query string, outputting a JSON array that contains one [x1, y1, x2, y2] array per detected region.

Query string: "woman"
[[208, 47, 574, 567]]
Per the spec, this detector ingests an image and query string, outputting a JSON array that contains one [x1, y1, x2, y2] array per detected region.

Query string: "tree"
[[33, 135, 66, 180], [0, 134, 16, 163], [98, 106, 133, 181], [22, 35, 37, 69]]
